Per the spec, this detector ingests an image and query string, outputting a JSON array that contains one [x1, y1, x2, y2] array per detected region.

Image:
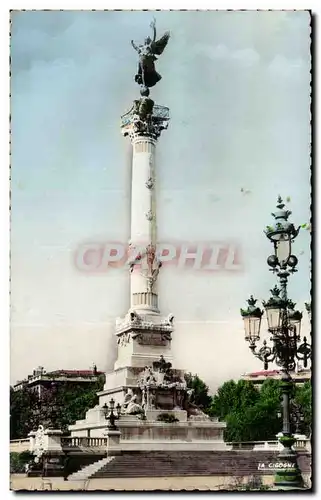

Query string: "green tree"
[[54, 375, 105, 432], [210, 377, 311, 442], [224, 396, 281, 442], [259, 378, 282, 402], [184, 373, 212, 412], [10, 387, 39, 439], [294, 381, 311, 435], [10, 374, 105, 438], [48, 375, 105, 432], [209, 379, 260, 419]]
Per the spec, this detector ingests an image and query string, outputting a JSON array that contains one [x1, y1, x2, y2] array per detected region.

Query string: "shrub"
[[156, 413, 179, 423], [10, 451, 33, 473]]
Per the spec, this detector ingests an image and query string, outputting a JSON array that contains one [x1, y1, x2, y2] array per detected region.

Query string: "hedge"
[[10, 451, 33, 473]]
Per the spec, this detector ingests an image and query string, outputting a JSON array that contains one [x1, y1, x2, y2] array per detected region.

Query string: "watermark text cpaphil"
[[74, 241, 243, 274]]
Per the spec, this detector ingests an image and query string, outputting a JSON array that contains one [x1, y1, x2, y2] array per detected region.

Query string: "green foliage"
[[209, 378, 311, 442], [224, 398, 281, 442], [294, 381, 312, 435], [279, 435, 296, 446], [300, 223, 311, 231], [259, 377, 283, 401], [10, 387, 39, 439], [10, 374, 105, 438], [184, 372, 212, 412], [54, 377, 104, 431], [10, 451, 33, 473], [156, 413, 179, 423], [209, 379, 260, 419]]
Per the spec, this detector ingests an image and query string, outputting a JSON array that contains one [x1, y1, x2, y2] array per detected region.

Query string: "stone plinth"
[[43, 429, 64, 453], [113, 313, 173, 371], [106, 430, 121, 456]]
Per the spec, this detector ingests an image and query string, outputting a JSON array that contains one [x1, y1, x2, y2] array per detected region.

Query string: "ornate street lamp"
[[240, 196, 311, 489], [102, 398, 122, 430], [240, 295, 263, 343], [287, 301, 303, 340]]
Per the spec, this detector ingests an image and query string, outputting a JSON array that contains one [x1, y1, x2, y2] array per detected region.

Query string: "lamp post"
[[240, 196, 311, 489], [102, 398, 122, 430], [290, 402, 305, 435], [277, 401, 304, 435]]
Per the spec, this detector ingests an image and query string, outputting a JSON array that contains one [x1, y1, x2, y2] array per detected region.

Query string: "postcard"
[[10, 9, 312, 491]]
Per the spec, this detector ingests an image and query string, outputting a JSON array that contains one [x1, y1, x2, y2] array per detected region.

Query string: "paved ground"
[[9, 474, 296, 491], [10, 473, 311, 491]]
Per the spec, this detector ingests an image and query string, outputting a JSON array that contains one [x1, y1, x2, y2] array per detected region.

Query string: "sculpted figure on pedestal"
[[183, 388, 211, 421], [131, 19, 170, 89], [121, 389, 143, 415], [34, 425, 45, 461]]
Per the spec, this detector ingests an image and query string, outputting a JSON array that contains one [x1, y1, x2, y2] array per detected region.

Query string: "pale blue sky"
[[10, 10, 311, 389]]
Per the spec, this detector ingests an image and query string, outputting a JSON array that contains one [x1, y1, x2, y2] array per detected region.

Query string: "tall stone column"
[[108, 91, 173, 371], [99, 23, 175, 397], [129, 133, 158, 312]]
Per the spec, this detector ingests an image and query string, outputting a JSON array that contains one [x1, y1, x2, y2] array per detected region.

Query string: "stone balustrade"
[[10, 438, 30, 453], [11, 435, 310, 453], [295, 438, 311, 451], [61, 437, 108, 448], [228, 438, 310, 452]]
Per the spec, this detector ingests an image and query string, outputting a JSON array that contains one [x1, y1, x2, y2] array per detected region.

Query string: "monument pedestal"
[[113, 310, 174, 371], [69, 354, 229, 451]]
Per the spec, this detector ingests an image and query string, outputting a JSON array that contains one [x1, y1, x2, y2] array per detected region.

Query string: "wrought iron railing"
[[121, 104, 170, 128]]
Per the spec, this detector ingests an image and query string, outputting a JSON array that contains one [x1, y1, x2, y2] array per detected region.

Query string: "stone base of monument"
[[69, 416, 231, 451], [69, 356, 230, 452]]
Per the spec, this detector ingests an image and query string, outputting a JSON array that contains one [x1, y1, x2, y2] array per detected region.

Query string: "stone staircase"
[[84, 451, 311, 479], [68, 457, 115, 481]]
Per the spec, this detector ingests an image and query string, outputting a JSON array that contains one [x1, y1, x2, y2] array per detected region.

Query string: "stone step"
[[68, 457, 114, 481], [86, 451, 311, 479]]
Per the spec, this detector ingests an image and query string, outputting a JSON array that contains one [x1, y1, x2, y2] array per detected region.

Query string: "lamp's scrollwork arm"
[[249, 340, 276, 370], [295, 336, 312, 368]]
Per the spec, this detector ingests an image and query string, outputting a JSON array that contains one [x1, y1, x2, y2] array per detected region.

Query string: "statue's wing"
[[152, 31, 170, 55], [131, 40, 139, 52]]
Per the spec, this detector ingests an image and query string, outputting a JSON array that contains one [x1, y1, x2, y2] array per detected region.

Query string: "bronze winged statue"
[[131, 19, 170, 88]]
